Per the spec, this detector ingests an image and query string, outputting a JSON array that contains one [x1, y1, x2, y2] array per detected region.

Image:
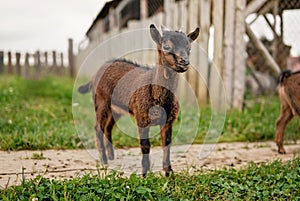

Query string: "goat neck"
[[153, 49, 179, 94]]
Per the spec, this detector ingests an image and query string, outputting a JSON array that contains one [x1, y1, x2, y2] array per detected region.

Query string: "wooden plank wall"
[[77, 0, 249, 109]]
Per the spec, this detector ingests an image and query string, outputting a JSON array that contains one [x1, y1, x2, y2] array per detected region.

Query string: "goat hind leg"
[[95, 124, 108, 164], [275, 104, 293, 154], [104, 113, 120, 160]]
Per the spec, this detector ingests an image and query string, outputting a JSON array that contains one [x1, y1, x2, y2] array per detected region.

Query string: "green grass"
[[0, 76, 80, 150], [0, 75, 299, 150], [1, 158, 300, 200]]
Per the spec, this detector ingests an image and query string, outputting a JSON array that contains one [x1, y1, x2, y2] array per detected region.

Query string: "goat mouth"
[[175, 64, 189, 73]]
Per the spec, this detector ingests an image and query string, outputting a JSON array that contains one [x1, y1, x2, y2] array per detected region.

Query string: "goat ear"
[[150, 24, 161, 46], [187, 27, 200, 42]]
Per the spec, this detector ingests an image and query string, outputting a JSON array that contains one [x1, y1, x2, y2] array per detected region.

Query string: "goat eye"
[[163, 45, 171, 51]]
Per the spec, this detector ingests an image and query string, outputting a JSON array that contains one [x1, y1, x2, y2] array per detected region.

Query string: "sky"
[[0, 0, 107, 54], [1, 1, 300, 56]]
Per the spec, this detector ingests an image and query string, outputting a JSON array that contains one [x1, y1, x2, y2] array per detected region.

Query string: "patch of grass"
[[31, 152, 46, 160], [1, 76, 299, 150], [0, 76, 80, 150], [220, 97, 299, 143], [1, 158, 300, 200]]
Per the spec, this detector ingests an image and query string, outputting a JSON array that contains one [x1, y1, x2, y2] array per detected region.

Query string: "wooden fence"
[[0, 39, 75, 79], [77, 0, 294, 109], [77, 0, 234, 108]]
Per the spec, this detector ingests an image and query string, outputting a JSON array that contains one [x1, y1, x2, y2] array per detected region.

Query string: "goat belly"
[[111, 104, 131, 115]]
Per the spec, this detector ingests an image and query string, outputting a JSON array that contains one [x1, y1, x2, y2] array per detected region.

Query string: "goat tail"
[[278, 69, 292, 86], [78, 81, 92, 94]]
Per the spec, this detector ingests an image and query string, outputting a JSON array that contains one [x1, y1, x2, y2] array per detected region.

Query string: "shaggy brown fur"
[[78, 24, 199, 177], [275, 70, 300, 154]]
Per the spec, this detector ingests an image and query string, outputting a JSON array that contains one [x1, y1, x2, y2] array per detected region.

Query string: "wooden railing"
[[0, 39, 75, 79]]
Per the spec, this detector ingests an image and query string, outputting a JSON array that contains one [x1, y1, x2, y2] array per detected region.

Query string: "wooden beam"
[[24, 53, 30, 78], [7, 51, 13, 74], [232, 0, 246, 110], [257, 0, 276, 16], [245, 23, 280, 76], [248, 0, 275, 25], [0, 51, 4, 74], [15, 52, 21, 76], [263, 14, 279, 39], [197, 0, 211, 105], [140, 0, 148, 20], [210, 0, 224, 108], [223, 0, 235, 108], [115, 0, 133, 14], [245, 0, 268, 16], [188, 0, 199, 96], [68, 38, 75, 78]]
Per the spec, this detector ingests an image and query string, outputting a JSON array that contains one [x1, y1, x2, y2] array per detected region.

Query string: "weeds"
[[1, 158, 300, 200]]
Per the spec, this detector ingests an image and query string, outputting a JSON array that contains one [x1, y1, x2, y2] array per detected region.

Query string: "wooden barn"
[[77, 0, 300, 109]]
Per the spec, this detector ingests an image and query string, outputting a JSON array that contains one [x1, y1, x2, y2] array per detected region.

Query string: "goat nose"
[[181, 58, 189, 65]]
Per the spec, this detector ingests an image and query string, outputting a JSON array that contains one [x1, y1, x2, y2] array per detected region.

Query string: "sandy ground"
[[1, 141, 299, 188]]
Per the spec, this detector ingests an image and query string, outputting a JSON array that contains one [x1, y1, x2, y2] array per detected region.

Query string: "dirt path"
[[1, 141, 299, 188]]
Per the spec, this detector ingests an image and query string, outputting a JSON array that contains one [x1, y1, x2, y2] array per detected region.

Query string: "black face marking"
[[162, 31, 190, 53], [161, 31, 191, 71]]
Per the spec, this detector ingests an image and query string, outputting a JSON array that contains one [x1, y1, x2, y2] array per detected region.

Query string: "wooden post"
[[109, 7, 115, 30], [185, 0, 199, 104], [223, 0, 235, 108], [68, 38, 75, 78], [198, 0, 211, 105], [176, 0, 189, 104], [7, 51, 13, 74], [178, 0, 187, 30], [52, 51, 57, 75], [244, 0, 268, 16], [210, 0, 224, 108], [172, 0, 179, 29], [60, 52, 64, 76], [232, 0, 246, 110], [245, 23, 280, 76], [15, 52, 21, 76], [44, 52, 48, 67], [24, 53, 30, 78], [0, 51, 4, 74], [272, 0, 279, 59], [164, 0, 172, 28], [140, 0, 148, 20], [34, 51, 41, 78]]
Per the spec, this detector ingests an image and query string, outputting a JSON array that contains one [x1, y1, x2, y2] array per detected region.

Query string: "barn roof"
[[86, 0, 121, 36]]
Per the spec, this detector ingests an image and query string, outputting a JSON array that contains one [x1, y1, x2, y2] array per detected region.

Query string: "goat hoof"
[[278, 149, 286, 154], [107, 149, 115, 160], [164, 166, 173, 177], [99, 155, 108, 164], [165, 170, 173, 177], [276, 144, 286, 154], [108, 154, 114, 160]]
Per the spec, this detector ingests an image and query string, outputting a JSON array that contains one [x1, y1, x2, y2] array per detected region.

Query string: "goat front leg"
[[95, 124, 108, 164], [138, 127, 150, 177], [160, 124, 173, 177], [275, 103, 293, 154]]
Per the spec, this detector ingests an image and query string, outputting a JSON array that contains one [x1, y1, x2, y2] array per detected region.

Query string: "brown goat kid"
[[275, 70, 300, 154], [78, 24, 199, 177]]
